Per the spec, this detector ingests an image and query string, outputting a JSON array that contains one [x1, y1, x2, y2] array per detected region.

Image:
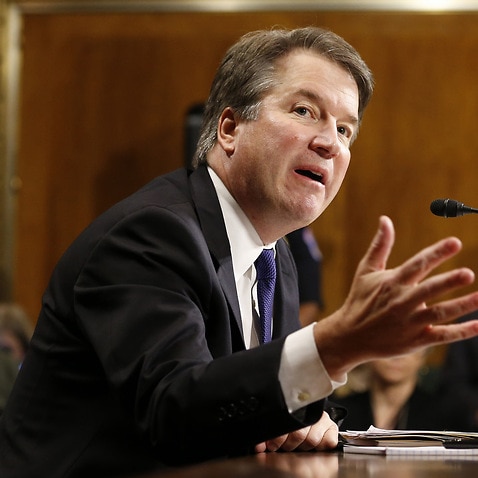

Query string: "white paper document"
[[341, 426, 478, 458]]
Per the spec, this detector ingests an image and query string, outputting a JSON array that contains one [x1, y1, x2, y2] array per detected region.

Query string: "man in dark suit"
[[2, 27, 478, 478]]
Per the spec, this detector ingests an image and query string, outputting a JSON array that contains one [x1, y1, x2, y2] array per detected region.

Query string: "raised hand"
[[314, 215, 478, 380]]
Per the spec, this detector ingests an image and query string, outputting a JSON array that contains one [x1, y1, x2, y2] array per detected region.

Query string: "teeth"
[[296, 169, 323, 183]]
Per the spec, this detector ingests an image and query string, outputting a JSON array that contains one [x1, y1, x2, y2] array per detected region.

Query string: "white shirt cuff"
[[278, 322, 347, 413]]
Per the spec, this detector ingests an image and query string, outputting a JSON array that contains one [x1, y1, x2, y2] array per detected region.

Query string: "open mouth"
[[295, 169, 324, 184]]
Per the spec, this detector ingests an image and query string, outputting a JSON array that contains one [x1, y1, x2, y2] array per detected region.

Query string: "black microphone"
[[430, 198, 478, 218]]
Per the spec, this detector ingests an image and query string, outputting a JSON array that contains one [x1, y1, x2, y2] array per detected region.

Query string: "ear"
[[216, 107, 238, 156]]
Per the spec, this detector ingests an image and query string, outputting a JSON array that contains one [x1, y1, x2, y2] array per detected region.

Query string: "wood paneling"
[[13, 11, 478, 344]]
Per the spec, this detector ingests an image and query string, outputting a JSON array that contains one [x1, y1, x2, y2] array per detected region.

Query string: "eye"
[[337, 125, 348, 136], [337, 125, 354, 140], [294, 106, 313, 118]]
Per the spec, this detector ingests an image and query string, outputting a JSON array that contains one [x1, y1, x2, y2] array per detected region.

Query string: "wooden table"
[[136, 450, 478, 477]]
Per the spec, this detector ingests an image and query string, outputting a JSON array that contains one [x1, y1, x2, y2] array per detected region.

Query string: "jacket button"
[[246, 396, 259, 412]]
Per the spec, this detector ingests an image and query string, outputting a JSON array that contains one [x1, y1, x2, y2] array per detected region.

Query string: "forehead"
[[275, 49, 353, 83], [272, 50, 359, 112]]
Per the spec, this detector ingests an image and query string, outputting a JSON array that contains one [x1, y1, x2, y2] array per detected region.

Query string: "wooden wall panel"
[[13, 11, 478, 342]]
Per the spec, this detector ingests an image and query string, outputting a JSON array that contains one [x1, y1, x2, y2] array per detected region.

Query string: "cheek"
[[338, 151, 351, 175], [330, 154, 351, 191]]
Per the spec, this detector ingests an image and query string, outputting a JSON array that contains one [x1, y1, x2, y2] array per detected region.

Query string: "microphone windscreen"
[[430, 199, 447, 217]]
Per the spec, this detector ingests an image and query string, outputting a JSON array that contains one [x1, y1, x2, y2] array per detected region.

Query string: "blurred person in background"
[[0, 303, 33, 415], [286, 226, 324, 326], [334, 350, 475, 431], [0, 303, 33, 366], [439, 310, 478, 429], [0, 350, 17, 416]]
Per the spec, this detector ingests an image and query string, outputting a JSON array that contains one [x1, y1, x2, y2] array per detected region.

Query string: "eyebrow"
[[296, 88, 359, 128]]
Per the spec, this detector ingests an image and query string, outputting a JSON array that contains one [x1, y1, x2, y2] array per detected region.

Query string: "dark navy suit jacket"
[[0, 165, 325, 477]]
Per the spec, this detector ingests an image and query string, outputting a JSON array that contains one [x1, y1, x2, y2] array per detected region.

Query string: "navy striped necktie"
[[254, 248, 276, 344]]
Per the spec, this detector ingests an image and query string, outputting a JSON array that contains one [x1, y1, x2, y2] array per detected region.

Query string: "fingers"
[[254, 442, 267, 453], [358, 216, 467, 289], [357, 216, 395, 273], [302, 417, 338, 451], [428, 293, 478, 327], [355, 215, 476, 323], [259, 412, 339, 453], [395, 236, 465, 286], [403, 269, 476, 319], [315, 423, 339, 450], [263, 432, 301, 452], [416, 314, 478, 347]]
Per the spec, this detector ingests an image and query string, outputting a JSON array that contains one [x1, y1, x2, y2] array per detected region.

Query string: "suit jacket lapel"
[[188, 166, 244, 342], [273, 238, 301, 338]]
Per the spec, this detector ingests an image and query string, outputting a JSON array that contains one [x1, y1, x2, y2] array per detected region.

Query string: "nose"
[[310, 122, 341, 159]]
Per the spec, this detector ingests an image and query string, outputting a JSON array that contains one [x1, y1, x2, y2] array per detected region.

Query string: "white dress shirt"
[[208, 167, 346, 413]]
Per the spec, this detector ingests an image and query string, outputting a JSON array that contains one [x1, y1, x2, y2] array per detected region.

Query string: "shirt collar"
[[208, 167, 276, 280]]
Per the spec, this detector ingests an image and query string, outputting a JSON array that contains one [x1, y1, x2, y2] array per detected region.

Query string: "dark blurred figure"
[[0, 350, 17, 416], [0, 303, 33, 366], [286, 227, 324, 326], [0, 304, 33, 415], [439, 310, 478, 429], [184, 103, 205, 169]]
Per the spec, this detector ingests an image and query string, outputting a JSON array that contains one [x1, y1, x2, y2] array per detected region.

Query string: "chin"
[[302, 206, 325, 223], [282, 198, 324, 227]]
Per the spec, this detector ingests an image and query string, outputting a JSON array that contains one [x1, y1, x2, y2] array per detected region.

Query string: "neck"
[[207, 158, 303, 244], [370, 378, 417, 429]]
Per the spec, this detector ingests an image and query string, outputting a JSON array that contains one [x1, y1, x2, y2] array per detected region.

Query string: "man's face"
[[222, 50, 360, 242]]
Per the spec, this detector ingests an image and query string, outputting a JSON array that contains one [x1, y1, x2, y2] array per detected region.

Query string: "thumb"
[[358, 216, 395, 273]]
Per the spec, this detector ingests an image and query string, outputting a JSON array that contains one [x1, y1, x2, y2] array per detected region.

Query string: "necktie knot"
[[255, 248, 276, 280], [254, 248, 276, 344]]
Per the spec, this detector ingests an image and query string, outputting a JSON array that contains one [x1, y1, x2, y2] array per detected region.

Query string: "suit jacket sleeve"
[[72, 204, 321, 462]]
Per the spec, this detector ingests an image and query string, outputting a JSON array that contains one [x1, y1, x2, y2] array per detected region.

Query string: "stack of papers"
[[341, 426, 478, 458]]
